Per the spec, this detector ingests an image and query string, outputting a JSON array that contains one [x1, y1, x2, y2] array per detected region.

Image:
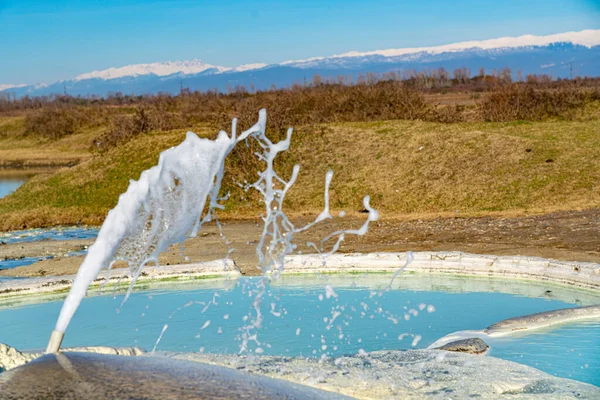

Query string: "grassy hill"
[[1, 116, 598, 230]]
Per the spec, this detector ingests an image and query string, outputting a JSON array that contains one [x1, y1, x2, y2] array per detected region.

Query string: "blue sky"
[[1, 0, 599, 85]]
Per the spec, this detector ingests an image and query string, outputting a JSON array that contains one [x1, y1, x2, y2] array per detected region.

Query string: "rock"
[[0, 344, 36, 372], [0, 343, 145, 372], [62, 346, 146, 356], [435, 338, 489, 354], [172, 349, 600, 399], [0, 352, 350, 400]]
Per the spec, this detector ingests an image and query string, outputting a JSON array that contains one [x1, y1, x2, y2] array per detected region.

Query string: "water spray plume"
[[45, 109, 377, 354], [233, 118, 378, 353], [46, 111, 266, 353]]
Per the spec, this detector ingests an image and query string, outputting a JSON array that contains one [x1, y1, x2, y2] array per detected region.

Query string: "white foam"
[[231, 119, 378, 353], [51, 109, 378, 357], [53, 112, 266, 334]]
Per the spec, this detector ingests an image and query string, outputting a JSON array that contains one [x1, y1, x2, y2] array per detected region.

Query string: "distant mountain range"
[[2, 29, 599, 98]]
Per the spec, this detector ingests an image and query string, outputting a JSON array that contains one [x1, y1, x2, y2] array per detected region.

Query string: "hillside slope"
[[1, 119, 598, 230]]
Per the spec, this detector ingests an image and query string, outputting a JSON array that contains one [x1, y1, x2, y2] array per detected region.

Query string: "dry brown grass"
[[1, 75, 598, 230], [0, 128, 202, 229], [264, 119, 600, 216], [0, 115, 97, 168], [3, 78, 598, 155], [1, 118, 598, 230]]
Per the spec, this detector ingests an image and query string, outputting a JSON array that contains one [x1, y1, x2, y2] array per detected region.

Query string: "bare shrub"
[[429, 105, 468, 123], [4, 72, 599, 148], [91, 115, 136, 152], [479, 84, 600, 122], [91, 107, 185, 152], [24, 108, 86, 139], [204, 81, 431, 137]]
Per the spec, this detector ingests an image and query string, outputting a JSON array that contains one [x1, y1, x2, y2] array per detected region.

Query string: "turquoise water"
[[0, 275, 598, 386], [489, 320, 600, 384]]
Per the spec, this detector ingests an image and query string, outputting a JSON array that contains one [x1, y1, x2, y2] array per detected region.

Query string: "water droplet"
[[411, 335, 422, 347], [325, 285, 337, 299]]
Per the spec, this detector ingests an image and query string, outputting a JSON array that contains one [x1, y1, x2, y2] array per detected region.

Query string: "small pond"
[[0, 177, 26, 200], [0, 274, 598, 386]]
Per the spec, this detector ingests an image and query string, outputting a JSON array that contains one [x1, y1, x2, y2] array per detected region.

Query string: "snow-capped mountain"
[[0, 83, 27, 92], [231, 63, 268, 73], [282, 29, 600, 68], [2, 29, 599, 98], [71, 60, 270, 82], [73, 59, 230, 81]]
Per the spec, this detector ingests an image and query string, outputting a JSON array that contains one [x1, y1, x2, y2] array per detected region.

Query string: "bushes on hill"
[[480, 84, 600, 122], [6, 75, 599, 150], [24, 108, 86, 139], [91, 107, 184, 152]]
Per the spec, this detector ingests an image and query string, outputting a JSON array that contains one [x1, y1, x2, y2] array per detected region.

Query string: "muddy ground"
[[1, 208, 598, 278]]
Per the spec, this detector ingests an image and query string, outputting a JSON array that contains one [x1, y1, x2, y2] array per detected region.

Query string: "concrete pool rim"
[[1, 251, 598, 301]]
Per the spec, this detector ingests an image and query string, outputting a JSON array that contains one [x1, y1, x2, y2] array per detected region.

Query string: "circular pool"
[[1, 273, 598, 386]]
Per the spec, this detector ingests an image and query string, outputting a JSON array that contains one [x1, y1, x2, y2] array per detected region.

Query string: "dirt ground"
[[1, 208, 598, 278]]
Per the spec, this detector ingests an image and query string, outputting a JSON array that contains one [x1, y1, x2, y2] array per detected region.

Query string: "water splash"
[[151, 324, 169, 354], [234, 121, 377, 353], [48, 109, 378, 354], [52, 112, 266, 338]]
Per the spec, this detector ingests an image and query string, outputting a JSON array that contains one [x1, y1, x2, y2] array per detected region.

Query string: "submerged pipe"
[[484, 304, 600, 337], [46, 330, 64, 354], [429, 304, 600, 349]]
